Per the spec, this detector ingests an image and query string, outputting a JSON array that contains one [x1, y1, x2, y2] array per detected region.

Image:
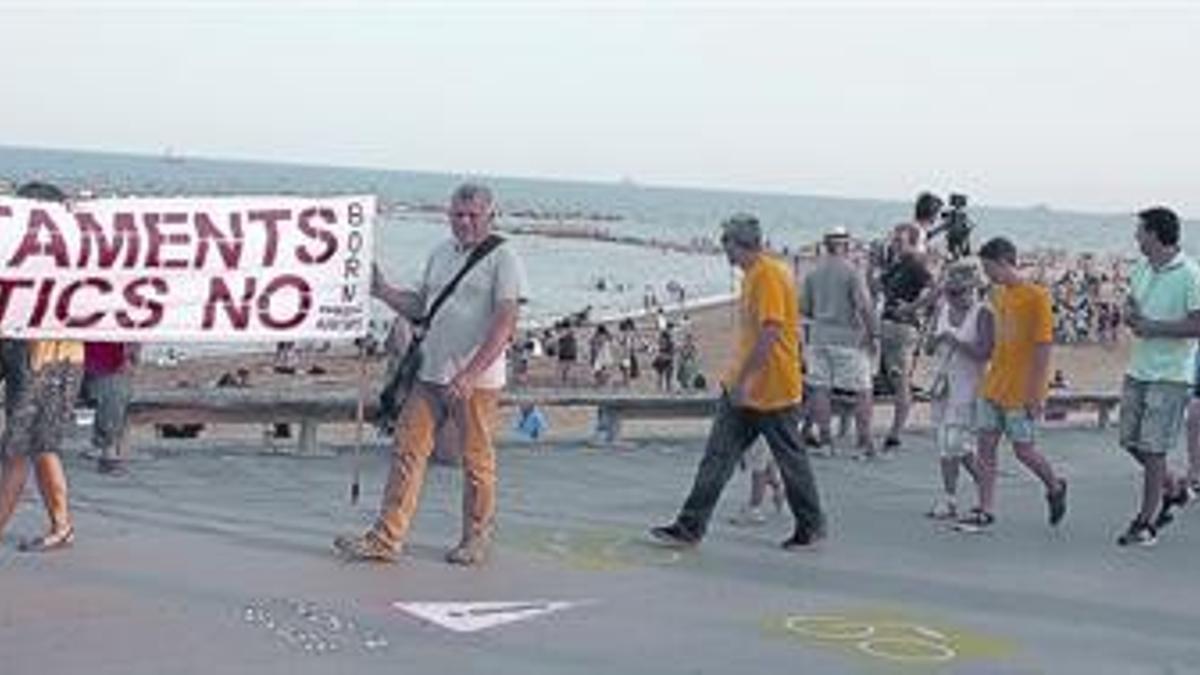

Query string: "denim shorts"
[[1120, 376, 1190, 455], [976, 399, 1036, 445]]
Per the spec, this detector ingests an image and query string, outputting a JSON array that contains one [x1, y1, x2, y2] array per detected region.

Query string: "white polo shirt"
[[417, 238, 527, 389]]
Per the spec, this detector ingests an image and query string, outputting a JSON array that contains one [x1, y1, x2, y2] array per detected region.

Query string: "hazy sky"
[[2, 0, 1197, 215]]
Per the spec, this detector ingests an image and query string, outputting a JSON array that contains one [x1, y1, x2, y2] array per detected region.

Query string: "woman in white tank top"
[[925, 261, 994, 519]]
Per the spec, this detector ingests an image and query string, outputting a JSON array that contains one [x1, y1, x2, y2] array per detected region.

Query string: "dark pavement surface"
[[2, 423, 1199, 675]]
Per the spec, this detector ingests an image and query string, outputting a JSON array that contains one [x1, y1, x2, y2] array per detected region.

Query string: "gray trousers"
[[90, 371, 133, 460], [675, 395, 825, 539]]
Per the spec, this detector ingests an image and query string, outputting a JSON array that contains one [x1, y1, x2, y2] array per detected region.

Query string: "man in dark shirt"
[[877, 226, 934, 451]]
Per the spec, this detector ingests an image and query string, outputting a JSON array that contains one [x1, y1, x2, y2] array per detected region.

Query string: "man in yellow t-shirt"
[[957, 237, 1067, 532], [650, 214, 825, 550], [0, 182, 86, 553]]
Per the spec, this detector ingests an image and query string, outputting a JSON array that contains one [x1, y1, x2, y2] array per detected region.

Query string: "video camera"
[[932, 192, 973, 260]]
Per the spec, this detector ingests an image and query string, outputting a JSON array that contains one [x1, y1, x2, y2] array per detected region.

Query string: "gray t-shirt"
[[417, 238, 528, 388], [802, 257, 869, 347]]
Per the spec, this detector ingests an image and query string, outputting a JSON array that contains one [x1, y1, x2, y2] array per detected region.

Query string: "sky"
[[1, 0, 1197, 215]]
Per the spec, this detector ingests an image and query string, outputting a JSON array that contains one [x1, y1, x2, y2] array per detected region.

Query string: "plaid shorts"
[[1, 361, 83, 458]]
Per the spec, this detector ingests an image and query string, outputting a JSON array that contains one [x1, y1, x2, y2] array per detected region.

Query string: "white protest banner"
[[0, 195, 374, 342]]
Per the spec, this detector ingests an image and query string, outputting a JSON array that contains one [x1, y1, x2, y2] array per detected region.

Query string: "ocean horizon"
[[0, 144, 1177, 358]]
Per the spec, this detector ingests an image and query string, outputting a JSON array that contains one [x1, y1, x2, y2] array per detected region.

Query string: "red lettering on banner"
[[194, 212, 244, 269], [257, 275, 311, 330], [117, 277, 167, 329], [296, 208, 337, 264], [0, 278, 35, 324], [56, 278, 112, 328], [28, 278, 55, 327], [74, 212, 141, 268], [6, 209, 70, 269], [203, 276, 257, 330], [248, 209, 289, 267], [145, 212, 193, 269]]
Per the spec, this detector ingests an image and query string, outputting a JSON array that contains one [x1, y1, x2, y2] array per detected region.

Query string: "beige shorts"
[[880, 321, 919, 384], [806, 343, 872, 392]]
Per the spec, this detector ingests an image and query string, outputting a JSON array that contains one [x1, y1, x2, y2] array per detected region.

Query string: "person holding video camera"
[[929, 193, 975, 261]]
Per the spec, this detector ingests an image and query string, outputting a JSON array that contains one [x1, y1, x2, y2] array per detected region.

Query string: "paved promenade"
[[1, 423, 1198, 674]]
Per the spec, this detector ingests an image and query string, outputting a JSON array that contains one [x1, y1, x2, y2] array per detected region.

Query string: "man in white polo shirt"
[[1117, 207, 1200, 546], [336, 183, 527, 565]]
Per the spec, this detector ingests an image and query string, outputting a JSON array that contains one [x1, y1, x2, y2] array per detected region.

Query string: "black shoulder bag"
[[376, 234, 505, 427]]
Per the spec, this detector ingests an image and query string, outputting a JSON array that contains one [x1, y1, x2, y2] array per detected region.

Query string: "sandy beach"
[[129, 291, 1133, 448]]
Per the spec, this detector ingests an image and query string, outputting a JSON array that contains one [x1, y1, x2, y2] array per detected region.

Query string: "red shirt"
[[84, 342, 128, 376]]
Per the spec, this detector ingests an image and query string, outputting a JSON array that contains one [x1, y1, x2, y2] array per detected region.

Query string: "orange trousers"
[[372, 382, 499, 549]]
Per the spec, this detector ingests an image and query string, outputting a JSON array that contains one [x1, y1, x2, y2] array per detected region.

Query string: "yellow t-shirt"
[[29, 340, 85, 371], [980, 282, 1053, 409], [722, 255, 803, 410]]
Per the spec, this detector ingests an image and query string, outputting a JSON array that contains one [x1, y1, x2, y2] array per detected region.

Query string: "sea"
[[0, 145, 1165, 357]]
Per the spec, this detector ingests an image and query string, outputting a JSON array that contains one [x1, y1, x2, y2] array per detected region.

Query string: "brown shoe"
[[445, 538, 490, 566], [333, 531, 398, 562]]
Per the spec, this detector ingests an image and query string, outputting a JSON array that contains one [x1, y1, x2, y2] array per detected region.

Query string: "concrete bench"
[[128, 388, 372, 455], [1043, 390, 1122, 428], [567, 390, 1123, 442], [127, 387, 1122, 453]]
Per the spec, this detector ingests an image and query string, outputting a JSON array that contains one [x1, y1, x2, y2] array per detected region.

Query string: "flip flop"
[[19, 526, 75, 553]]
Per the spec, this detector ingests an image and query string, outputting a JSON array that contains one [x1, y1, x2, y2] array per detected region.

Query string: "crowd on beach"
[[510, 307, 704, 393], [2, 180, 1198, 568]]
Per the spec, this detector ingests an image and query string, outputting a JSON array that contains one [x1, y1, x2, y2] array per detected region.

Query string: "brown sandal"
[[19, 526, 75, 553]]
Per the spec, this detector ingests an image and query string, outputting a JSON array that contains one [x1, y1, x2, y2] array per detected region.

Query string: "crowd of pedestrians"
[[653, 195, 1198, 551], [3, 181, 1196, 566]]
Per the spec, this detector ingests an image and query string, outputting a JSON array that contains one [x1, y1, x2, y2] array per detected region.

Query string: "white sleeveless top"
[[932, 301, 985, 407]]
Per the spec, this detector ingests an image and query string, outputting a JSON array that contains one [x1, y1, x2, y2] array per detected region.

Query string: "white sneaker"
[[729, 505, 768, 526], [925, 497, 957, 520]]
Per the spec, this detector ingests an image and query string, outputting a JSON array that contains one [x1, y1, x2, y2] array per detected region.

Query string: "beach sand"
[[130, 295, 1133, 450]]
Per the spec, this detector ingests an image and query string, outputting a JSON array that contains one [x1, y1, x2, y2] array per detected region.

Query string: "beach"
[[129, 291, 1134, 448]]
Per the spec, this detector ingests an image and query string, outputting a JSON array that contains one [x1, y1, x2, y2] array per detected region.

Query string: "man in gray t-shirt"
[[336, 182, 528, 566], [802, 227, 878, 454]]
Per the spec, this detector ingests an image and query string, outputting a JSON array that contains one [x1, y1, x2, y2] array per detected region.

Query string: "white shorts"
[[931, 400, 976, 457], [806, 344, 872, 392]]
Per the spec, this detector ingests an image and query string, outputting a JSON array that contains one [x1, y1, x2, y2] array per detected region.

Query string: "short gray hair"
[[720, 213, 762, 250], [451, 182, 495, 207]]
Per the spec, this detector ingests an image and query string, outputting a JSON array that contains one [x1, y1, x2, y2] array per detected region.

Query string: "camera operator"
[[875, 224, 936, 452], [929, 193, 974, 260], [908, 191, 944, 255]]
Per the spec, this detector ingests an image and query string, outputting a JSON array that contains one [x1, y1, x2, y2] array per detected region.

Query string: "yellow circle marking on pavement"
[[769, 608, 1015, 667]]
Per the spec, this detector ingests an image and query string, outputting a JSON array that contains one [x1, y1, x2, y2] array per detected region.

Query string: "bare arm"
[[447, 299, 520, 398], [955, 305, 995, 362], [853, 273, 879, 351], [1131, 308, 1200, 339], [125, 343, 142, 369], [372, 263, 425, 321], [731, 322, 781, 402]]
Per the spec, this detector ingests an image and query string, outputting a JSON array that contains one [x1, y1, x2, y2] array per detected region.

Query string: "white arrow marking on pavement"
[[392, 600, 580, 633]]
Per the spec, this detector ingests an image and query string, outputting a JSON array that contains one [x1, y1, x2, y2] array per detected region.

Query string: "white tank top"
[[933, 301, 985, 406]]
